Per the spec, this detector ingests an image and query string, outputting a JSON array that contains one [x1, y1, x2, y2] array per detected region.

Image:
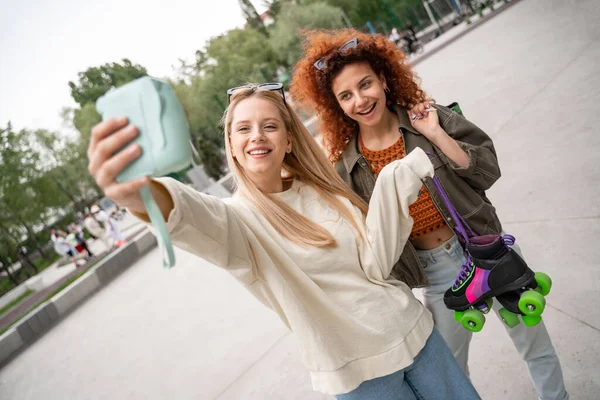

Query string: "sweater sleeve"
[[150, 177, 257, 286], [365, 147, 434, 280]]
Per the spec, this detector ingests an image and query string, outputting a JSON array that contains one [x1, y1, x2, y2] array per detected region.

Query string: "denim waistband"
[[414, 235, 462, 259]]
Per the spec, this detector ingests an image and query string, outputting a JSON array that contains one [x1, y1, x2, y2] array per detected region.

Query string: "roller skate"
[[443, 234, 553, 332]]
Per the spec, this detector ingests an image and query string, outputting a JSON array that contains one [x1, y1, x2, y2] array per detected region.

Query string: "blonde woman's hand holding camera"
[[87, 117, 174, 220]]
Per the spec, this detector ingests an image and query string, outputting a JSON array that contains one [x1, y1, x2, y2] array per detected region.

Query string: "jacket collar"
[[340, 104, 420, 173]]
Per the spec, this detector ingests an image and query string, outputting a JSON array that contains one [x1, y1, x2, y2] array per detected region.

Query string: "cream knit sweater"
[[152, 148, 435, 395]]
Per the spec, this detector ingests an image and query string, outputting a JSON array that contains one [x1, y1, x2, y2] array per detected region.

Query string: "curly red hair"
[[291, 28, 428, 162]]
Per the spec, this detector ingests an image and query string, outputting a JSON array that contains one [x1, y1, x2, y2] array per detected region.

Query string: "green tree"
[[269, 2, 346, 67], [68, 59, 147, 107], [0, 124, 49, 259], [302, 0, 424, 32], [202, 28, 279, 85], [263, 0, 285, 18], [302, 0, 384, 29], [0, 235, 20, 286], [72, 103, 102, 157], [239, 0, 269, 37], [170, 28, 279, 179], [34, 129, 100, 211], [171, 80, 226, 179]]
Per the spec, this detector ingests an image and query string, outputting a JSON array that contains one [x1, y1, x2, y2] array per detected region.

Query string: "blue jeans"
[[416, 235, 568, 400], [334, 328, 480, 400]]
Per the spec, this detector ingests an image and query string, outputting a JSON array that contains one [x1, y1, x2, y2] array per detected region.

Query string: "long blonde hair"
[[222, 88, 368, 248]]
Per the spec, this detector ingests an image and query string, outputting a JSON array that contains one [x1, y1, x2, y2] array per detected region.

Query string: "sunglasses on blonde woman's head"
[[226, 82, 286, 105], [313, 38, 359, 70]]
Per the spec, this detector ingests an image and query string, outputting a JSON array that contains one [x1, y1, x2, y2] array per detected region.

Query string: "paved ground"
[[1, 0, 599, 398], [409, 0, 519, 66]]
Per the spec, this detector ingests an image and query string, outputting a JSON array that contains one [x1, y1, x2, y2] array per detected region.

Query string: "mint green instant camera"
[[96, 76, 192, 268]]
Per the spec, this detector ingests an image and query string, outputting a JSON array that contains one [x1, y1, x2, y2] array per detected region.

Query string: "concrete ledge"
[[52, 272, 97, 316], [95, 244, 139, 286], [0, 228, 157, 367], [135, 229, 159, 254], [24, 276, 44, 292], [0, 328, 23, 363]]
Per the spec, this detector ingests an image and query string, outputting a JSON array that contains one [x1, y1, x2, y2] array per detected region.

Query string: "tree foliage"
[[239, 0, 269, 37], [269, 2, 345, 67], [0, 125, 54, 264], [305, 0, 427, 32], [68, 59, 148, 107], [262, 0, 285, 18], [171, 27, 280, 178]]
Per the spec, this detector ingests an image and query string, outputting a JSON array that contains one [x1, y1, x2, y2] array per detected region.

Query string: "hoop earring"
[[384, 86, 392, 106]]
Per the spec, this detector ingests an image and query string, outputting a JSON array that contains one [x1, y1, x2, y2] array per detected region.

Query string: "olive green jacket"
[[335, 104, 503, 288]]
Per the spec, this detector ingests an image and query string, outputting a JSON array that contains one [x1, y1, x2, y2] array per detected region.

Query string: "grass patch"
[[0, 289, 34, 317], [0, 254, 62, 297], [0, 279, 16, 297], [43, 270, 88, 303], [34, 253, 61, 273]]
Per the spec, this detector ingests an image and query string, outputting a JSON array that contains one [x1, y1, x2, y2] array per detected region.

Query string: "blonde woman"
[[87, 83, 480, 399]]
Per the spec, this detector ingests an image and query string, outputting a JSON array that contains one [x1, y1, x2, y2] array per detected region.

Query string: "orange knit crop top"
[[360, 135, 446, 239]]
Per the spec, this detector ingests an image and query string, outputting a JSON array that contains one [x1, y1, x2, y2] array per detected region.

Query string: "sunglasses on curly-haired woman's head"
[[226, 83, 286, 105], [313, 38, 359, 70]]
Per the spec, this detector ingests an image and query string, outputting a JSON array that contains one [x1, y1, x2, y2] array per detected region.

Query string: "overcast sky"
[[0, 0, 265, 133]]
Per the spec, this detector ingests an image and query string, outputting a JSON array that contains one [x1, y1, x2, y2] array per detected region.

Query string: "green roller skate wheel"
[[534, 272, 552, 296], [461, 309, 485, 332], [522, 315, 542, 327], [499, 308, 520, 328], [518, 290, 546, 317], [484, 298, 493, 313], [454, 310, 465, 323]]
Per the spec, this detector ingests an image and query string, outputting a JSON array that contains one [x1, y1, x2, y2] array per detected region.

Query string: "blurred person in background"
[[91, 204, 126, 247], [84, 210, 112, 251], [68, 222, 94, 258], [51, 229, 81, 266], [388, 27, 401, 46]]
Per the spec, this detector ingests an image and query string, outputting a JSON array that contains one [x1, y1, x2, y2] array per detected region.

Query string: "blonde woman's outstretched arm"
[[364, 147, 434, 280], [137, 178, 258, 285]]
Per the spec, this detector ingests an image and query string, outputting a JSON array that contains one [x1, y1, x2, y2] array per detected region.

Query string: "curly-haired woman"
[[291, 28, 568, 400]]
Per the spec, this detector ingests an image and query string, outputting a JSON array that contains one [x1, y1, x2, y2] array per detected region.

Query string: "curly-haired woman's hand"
[[407, 102, 444, 142], [408, 102, 470, 168]]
